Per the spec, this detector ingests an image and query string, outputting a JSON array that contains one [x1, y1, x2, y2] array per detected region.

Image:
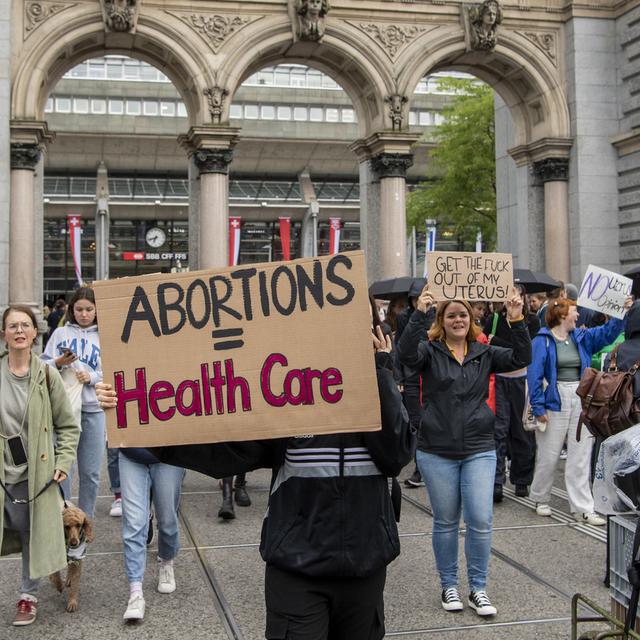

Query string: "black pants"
[[494, 376, 535, 486], [264, 564, 386, 640]]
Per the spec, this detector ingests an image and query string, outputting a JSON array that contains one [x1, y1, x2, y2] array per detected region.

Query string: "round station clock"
[[145, 227, 166, 248]]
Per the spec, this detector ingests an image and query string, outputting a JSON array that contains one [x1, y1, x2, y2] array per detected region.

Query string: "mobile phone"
[[7, 435, 27, 466]]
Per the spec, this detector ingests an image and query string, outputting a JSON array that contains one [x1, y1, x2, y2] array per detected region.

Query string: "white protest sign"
[[577, 265, 632, 320], [426, 251, 513, 301]]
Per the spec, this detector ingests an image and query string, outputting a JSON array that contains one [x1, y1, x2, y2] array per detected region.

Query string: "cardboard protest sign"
[[578, 265, 632, 320], [426, 251, 513, 301], [93, 251, 381, 447]]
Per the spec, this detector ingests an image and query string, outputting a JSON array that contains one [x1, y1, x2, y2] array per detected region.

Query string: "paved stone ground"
[[0, 461, 623, 639]]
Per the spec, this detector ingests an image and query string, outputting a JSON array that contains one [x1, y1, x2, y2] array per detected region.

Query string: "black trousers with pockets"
[[264, 564, 386, 640]]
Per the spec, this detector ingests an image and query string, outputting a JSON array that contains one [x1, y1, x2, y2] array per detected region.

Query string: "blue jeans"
[[107, 446, 120, 494], [417, 449, 496, 592], [61, 410, 105, 518], [119, 453, 185, 583]]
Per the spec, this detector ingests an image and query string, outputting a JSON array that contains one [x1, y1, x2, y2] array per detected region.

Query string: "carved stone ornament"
[[204, 87, 229, 124], [194, 149, 234, 175], [521, 31, 556, 63], [101, 0, 139, 33], [11, 144, 41, 170], [292, 0, 330, 42], [358, 23, 427, 59], [468, 0, 503, 52], [533, 157, 569, 183], [371, 153, 414, 179], [176, 14, 251, 53], [24, 2, 70, 36], [384, 95, 408, 131]]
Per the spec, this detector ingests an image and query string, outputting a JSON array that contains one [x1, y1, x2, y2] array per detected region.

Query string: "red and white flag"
[[279, 217, 291, 261], [329, 217, 342, 255], [229, 216, 241, 266], [67, 214, 83, 286]]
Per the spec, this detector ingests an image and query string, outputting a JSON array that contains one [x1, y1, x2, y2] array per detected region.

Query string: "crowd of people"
[[0, 275, 636, 636]]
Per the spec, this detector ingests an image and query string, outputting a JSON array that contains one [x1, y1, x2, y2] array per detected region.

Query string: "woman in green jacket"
[[0, 305, 79, 626]]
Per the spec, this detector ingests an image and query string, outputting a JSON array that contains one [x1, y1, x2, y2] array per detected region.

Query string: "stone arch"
[[397, 25, 570, 146], [219, 17, 393, 137], [12, 8, 217, 126]]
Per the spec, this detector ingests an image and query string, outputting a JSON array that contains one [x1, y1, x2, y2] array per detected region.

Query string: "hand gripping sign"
[[93, 251, 381, 447], [578, 265, 633, 320]]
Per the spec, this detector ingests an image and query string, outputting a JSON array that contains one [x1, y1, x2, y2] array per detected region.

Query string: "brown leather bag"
[[576, 346, 640, 441]]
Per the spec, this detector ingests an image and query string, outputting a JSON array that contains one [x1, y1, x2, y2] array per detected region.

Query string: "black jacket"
[[397, 309, 531, 458], [155, 351, 414, 578], [484, 310, 540, 347], [604, 301, 640, 398]]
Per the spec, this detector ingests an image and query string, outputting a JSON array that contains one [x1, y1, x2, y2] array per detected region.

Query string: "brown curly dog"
[[49, 504, 95, 612]]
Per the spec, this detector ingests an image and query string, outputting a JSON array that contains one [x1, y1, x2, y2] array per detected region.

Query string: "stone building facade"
[[2, 0, 639, 312]]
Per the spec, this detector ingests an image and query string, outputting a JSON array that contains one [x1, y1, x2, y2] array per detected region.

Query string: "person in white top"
[[41, 286, 104, 519]]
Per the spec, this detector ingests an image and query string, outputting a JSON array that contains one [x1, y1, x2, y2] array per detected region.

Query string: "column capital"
[[349, 131, 420, 163], [508, 136, 572, 168], [10, 120, 54, 170], [371, 153, 414, 178], [11, 143, 41, 170], [533, 157, 569, 183], [179, 125, 241, 175], [193, 148, 234, 175]]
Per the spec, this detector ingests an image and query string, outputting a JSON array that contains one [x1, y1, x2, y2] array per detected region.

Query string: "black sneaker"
[[441, 587, 463, 612], [493, 484, 503, 503], [468, 590, 497, 616], [404, 469, 425, 488], [515, 484, 529, 497]]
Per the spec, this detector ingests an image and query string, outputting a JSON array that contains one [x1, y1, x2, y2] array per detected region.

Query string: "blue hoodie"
[[527, 315, 626, 417], [41, 322, 103, 412]]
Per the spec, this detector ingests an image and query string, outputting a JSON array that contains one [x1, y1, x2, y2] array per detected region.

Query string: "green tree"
[[407, 77, 497, 250]]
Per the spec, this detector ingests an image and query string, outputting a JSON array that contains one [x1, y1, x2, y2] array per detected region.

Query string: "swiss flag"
[[329, 217, 341, 255], [229, 216, 241, 266], [67, 214, 83, 286]]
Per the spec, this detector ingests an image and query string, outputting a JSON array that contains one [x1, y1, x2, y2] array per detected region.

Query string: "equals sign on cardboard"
[[212, 328, 244, 351]]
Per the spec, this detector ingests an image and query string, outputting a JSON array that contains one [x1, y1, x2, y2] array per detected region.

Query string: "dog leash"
[[0, 477, 67, 505]]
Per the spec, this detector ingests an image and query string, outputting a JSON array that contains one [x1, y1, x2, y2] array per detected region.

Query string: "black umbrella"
[[369, 276, 424, 300], [513, 268, 561, 294], [624, 265, 640, 297]]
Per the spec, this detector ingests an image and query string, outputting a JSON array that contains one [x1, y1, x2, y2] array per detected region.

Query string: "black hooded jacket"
[[397, 308, 531, 458], [604, 301, 640, 398], [155, 351, 414, 578]]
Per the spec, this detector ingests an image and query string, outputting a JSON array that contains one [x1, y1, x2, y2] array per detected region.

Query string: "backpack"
[[576, 346, 640, 441]]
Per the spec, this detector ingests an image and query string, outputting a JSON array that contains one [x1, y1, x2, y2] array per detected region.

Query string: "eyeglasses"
[[5, 322, 34, 332]]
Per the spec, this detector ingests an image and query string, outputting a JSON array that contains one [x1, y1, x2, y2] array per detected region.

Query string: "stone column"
[[9, 143, 41, 308], [194, 149, 233, 269], [533, 158, 570, 283], [179, 126, 240, 270], [350, 132, 419, 283], [371, 153, 414, 280]]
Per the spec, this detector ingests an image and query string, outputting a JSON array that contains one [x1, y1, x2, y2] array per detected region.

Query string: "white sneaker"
[[535, 503, 552, 517], [575, 512, 606, 526], [468, 590, 497, 617], [158, 561, 176, 594], [109, 498, 122, 517], [441, 587, 463, 612], [123, 594, 145, 621]]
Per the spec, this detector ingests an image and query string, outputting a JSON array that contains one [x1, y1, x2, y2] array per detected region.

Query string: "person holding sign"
[[97, 324, 413, 639], [396, 286, 531, 617], [527, 297, 633, 525]]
